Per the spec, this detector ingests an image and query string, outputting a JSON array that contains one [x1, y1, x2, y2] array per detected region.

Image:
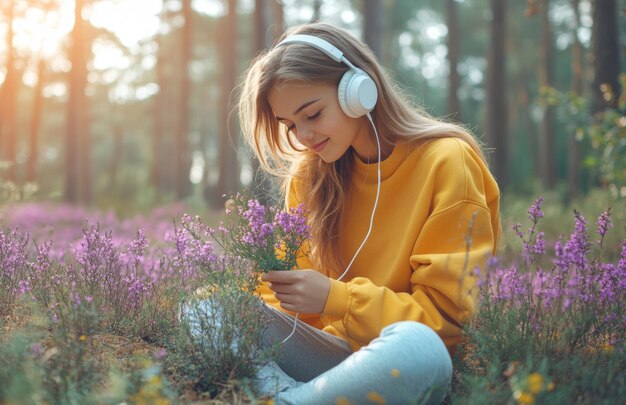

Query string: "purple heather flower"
[[243, 200, 267, 232], [16, 279, 31, 295], [172, 228, 189, 255], [596, 205, 613, 238], [75, 224, 120, 288], [130, 229, 148, 257], [596, 205, 613, 247], [528, 197, 545, 222], [32, 241, 52, 277], [492, 267, 527, 302], [0, 229, 29, 279], [563, 297, 572, 311], [186, 237, 218, 270], [126, 275, 146, 310], [553, 211, 591, 273], [71, 291, 82, 307], [512, 223, 525, 240], [472, 267, 486, 287], [29, 343, 44, 358], [617, 239, 626, 275], [532, 268, 546, 294], [154, 348, 168, 360], [209, 198, 311, 271], [531, 232, 546, 255], [275, 204, 310, 238]]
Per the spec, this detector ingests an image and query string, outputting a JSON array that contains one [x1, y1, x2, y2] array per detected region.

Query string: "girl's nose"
[[296, 125, 314, 143]]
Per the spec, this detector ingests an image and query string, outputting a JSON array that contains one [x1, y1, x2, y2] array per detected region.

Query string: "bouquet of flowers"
[[211, 194, 310, 272]]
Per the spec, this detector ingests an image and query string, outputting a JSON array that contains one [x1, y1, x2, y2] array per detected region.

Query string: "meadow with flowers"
[[0, 191, 625, 404]]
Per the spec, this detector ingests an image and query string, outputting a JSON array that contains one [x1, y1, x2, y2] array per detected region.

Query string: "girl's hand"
[[262, 270, 331, 314]]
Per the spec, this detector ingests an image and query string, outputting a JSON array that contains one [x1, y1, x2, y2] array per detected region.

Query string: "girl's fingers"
[[262, 270, 306, 283], [261, 271, 287, 283], [274, 292, 294, 304], [269, 282, 293, 293]]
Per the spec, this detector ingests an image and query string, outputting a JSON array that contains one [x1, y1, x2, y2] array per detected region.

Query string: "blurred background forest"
[[0, 0, 624, 212]]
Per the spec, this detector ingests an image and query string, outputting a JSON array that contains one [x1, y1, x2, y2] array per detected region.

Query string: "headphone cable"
[[281, 112, 381, 344]]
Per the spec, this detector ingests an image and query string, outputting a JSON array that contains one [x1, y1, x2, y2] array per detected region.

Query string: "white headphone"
[[276, 34, 378, 118]]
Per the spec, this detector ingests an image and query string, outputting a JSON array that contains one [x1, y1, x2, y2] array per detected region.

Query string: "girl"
[[237, 22, 501, 404]]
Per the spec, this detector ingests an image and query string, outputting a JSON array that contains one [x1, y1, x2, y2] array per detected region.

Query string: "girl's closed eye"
[[285, 110, 321, 133], [307, 110, 322, 120]]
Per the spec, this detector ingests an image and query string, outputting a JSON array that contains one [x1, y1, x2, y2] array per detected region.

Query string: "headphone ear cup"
[[338, 69, 378, 118], [337, 69, 355, 117]]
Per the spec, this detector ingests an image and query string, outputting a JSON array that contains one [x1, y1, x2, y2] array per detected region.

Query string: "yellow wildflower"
[[335, 396, 351, 405], [601, 343, 614, 354], [513, 390, 534, 405], [366, 391, 386, 404], [150, 375, 163, 388], [527, 372, 544, 394], [79, 335, 87, 341]]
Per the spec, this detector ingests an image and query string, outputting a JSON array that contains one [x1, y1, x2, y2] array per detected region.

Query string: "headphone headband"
[[277, 35, 343, 62]]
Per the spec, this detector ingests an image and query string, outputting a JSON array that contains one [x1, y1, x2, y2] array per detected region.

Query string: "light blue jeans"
[[258, 304, 452, 405], [185, 300, 452, 404]]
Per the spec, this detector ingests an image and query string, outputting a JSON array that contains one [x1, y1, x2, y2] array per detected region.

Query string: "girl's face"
[[268, 81, 377, 163]]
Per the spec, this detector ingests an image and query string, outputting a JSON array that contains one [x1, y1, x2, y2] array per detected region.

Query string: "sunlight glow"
[[93, 40, 131, 71], [192, 0, 225, 17], [240, 163, 253, 186], [136, 83, 159, 101], [425, 24, 447, 41], [11, 5, 71, 58], [1, 0, 171, 96], [89, 0, 162, 48], [340, 9, 357, 24], [190, 151, 205, 185], [42, 83, 67, 99]]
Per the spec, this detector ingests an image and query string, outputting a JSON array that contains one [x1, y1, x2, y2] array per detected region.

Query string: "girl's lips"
[[312, 138, 329, 152]]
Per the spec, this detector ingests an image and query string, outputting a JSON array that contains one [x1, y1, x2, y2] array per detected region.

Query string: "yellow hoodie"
[[257, 137, 500, 352]]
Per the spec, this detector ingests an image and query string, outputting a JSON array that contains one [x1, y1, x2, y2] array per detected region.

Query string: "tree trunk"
[[215, 0, 239, 206], [175, 0, 193, 199], [362, 0, 383, 59], [0, 3, 17, 182], [312, 0, 322, 22], [486, 0, 508, 188], [79, 94, 92, 203], [65, 0, 89, 203], [250, 0, 283, 203], [151, 52, 165, 197], [538, 0, 556, 188], [255, 0, 281, 50], [150, 3, 168, 198], [108, 124, 123, 192], [273, 0, 284, 36], [446, 0, 461, 120], [27, 57, 46, 184], [568, 0, 583, 199], [591, 0, 621, 113]]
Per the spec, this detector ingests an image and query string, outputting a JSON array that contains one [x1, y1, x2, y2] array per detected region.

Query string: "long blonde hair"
[[239, 23, 487, 274]]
